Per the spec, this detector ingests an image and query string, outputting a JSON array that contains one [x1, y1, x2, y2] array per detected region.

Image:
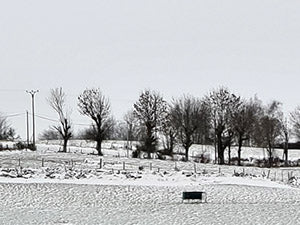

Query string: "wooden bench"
[[182, 191, 207, 203]]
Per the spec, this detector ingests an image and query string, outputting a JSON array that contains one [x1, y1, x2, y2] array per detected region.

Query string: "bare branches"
[[290, 106, 300, 140], [78, 88, 112, 155], [78, 88, 110, 124], [133, 89, 168, 158], [170, 95, 209, 160], [205, 87, 241, 164], [48, 87, 72, 152], [252, 100, 283, 167]]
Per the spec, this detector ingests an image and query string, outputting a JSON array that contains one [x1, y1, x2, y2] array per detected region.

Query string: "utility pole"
[[26, 90, 39, 150], [26, 110, 29, 148]]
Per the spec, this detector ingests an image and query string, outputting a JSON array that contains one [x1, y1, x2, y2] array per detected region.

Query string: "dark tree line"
[[36, 86, 300, 167]]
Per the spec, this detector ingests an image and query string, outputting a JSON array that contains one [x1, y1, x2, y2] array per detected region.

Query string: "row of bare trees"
[[44, 87, 300, 167]]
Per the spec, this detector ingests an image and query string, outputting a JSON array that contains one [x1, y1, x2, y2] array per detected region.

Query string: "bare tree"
[[47, 88, 72, 152], [78, 88, 112, 156], [0, 114, 16, 141], [280, 116, 290, 166], [205, 87, 241, 165], [161, 107, 178, 157], [253, 101, 282, 167], [284, 106, 300, 166], [111, 120, 127, 141], [39, 127, 61, 140], [124, 110, 138, 150], [290, 106, 300, 140], [133, 89, 167, 158], [231, 97, 262, 166], [171, 96, 209, 161], [77, 117, 115, 141]]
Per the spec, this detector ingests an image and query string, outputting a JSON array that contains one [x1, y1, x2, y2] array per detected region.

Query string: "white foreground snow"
[[1, 182, 300, 225], [1, 143, 300, 224]]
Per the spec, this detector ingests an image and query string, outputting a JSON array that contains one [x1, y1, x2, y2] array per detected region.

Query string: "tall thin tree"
[[231, 97, 261, 166], [48, 87, 72, 152]]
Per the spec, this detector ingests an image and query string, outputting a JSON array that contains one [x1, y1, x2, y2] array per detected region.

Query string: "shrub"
[[132, 149, 141, 158], [15, 141, 26, 150], [193, 153, 211, 163]]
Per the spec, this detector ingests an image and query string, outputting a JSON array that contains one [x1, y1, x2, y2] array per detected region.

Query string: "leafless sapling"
[[47, 87, 72, 152]]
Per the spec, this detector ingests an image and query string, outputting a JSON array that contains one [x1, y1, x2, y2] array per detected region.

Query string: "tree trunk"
[[146, 125, 154, 159], [217, 132, 224, 165], [284, 135, 289, 166], [237, 135, 243, 166], [185, 146, 189, 161], [284, 145, 288, 166], [214, 134, 217, 163], [228, 144, 231, 165], [62, 138, 68, 153], [169, 135, 174, 157], [268, 145, 273, 168], [96, 140, 103, 156]]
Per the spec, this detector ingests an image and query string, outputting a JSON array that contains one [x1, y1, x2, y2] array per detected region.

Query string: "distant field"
[[39, 139, 300, 162]]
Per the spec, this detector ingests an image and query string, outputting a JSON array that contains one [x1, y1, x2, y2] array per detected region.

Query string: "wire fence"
[[1, 153, 300, 185]]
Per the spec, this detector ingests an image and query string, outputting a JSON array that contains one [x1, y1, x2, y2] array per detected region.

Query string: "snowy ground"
[[39, 139, 300, 162], [1, 183, 300, 225], [1, 142, 300, 224]]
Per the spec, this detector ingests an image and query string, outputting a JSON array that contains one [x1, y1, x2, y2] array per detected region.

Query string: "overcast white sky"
[[1, 0, 300, 139]]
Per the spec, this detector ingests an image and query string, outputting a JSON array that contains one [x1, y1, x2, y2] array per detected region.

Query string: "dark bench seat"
[[182, 191, 207, 203]]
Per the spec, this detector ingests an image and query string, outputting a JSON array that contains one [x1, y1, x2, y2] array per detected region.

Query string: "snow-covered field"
[[1, 141, 300, 224], [39, 139, 300, 162], [1, 183, 300, 225]]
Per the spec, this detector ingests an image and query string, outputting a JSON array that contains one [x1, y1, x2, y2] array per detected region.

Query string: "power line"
[[35, 114, 58, 122], [1, 112, 25, 118], [33, 113, 91, 127]]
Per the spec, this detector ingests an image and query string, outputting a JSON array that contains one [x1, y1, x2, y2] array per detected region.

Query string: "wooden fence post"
[[99, 158, 102, 169]]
